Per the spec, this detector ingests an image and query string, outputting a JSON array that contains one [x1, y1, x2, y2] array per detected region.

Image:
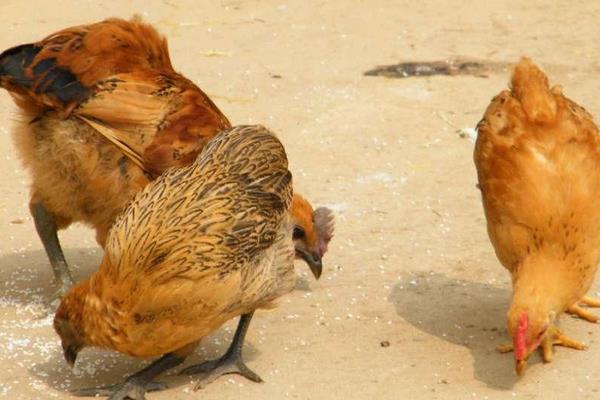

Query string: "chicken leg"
[[30, 202, 74, 301], [567, 296, 600, 323], [72, 353, 184, 400], [180, 312, 263, 390]]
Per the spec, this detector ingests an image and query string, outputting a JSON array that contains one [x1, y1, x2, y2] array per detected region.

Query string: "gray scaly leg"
[[72, 353, 184, 400], [180, 312, 263, 390], [30, 202, 74, 300]]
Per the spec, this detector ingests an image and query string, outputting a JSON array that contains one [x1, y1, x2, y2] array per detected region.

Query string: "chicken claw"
[[496, 325, 586, 363], [180, 312, 263, 390], [567, 304, 598, 323], [71, 379, 165, 400], [72, 353, 182, 399], [580, 296, 600, 307], [496, 343, 514, 353], [186, 354, 262, 391], [540, 326, 587, 363], [567, 296, 600, 323]]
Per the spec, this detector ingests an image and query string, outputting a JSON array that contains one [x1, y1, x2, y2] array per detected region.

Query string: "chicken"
[[55, 125, 317, 399], [0, 16, 333, 299], [474, 57, 600, 375]]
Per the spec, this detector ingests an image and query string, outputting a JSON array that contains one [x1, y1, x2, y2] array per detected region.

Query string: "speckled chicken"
[[0, 16, 333, 299], [55, 125, 317, 399], [475, 58, 600, 375]]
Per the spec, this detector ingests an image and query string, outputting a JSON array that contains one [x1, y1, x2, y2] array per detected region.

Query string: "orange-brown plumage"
[[55, 126, 311, 396], [1, 16, 230, 175], [0, 16, 333, 296], [0, 16, 230, 251], [475, 57, 600, 375]]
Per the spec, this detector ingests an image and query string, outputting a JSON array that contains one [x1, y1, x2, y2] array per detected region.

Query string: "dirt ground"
[[0, 1, 600, 399]]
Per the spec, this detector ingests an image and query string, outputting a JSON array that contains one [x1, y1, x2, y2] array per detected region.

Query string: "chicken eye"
[[293, 226, 306, 240]]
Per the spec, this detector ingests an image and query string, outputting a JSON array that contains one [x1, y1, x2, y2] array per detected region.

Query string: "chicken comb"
[[314, 207, 334, 257], [515, 312, 528, 360]]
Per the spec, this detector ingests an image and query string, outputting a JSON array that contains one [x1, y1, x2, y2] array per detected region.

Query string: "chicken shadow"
[[0, 248, 263, 394], [389, 270, 523, 390]]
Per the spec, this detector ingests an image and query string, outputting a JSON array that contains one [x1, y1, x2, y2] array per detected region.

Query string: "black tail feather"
[[0, 43, 89, 107], [0, 44, 40, 88]]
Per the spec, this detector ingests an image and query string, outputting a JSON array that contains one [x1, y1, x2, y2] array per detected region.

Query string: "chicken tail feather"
[[511, 57, 557, 124], [0, 43, 90, 109], [0, 44, 39, 88]]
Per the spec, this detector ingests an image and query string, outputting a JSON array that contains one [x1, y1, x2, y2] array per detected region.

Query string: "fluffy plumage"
[[55, 125, 302, 396], [0, 15, 230, 241], [475, 57, 600, 375], [0, 16, 333, 296]]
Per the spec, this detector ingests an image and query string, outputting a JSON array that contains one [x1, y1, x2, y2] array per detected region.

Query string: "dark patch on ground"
[[364, 58, 507, 79]]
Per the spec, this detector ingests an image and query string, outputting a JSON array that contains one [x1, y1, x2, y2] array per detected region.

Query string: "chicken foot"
[[497, 326, 586, 361], [72, 353, 184, 400], [30, 202, 73, 302], [567, 296, 600, 323], [180, 312, 263, 390], [540, 326, 587, 363]]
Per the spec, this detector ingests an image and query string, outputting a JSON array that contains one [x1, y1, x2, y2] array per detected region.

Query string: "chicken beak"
[[295, 248, 323, 279], [63, 344, 79, 368], [515, 359, 527, 376]]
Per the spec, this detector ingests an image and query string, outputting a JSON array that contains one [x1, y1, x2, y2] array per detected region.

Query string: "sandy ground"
[[0, 1, 600, 399]]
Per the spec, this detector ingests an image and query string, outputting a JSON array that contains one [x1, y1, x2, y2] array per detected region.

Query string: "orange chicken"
[[55, 125, 317, 399], [0, 16, 332, 298], [474, 57, 600, 375]]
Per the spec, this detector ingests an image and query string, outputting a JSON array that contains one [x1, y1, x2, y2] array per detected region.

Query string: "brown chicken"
[[55, 125, 317, 399], [475, 57, 600, 375], [0, 16, 332, 298]]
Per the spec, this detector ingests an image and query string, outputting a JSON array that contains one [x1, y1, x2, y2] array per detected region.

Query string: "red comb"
[[515, 312, 528, 360]]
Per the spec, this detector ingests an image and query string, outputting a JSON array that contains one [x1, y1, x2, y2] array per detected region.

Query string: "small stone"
[[380, 340, 390, 348]]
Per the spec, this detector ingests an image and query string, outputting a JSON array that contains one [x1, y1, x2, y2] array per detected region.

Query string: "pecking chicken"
[[474, 57, 600, 375], [55, 125, 317, 399], [0, 16, 333, 298]]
